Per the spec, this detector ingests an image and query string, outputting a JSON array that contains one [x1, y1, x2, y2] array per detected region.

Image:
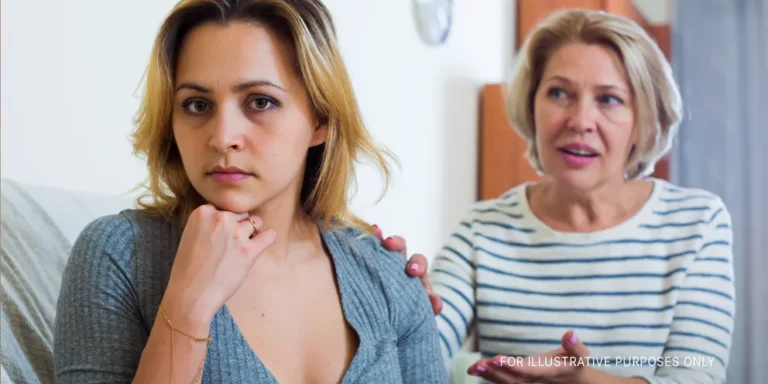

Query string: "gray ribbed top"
[[53, 210, 448, 383]]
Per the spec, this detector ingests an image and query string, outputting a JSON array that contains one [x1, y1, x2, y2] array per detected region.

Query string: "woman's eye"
[[599, 95, 622, 105], [249, 96, 277, 111], [182, 99, 209, 114], [548, 87, 568, 99]]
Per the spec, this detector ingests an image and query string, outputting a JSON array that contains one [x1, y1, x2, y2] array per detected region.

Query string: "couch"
[[0, 178, 479, 384], [1, 179, 134, 383]]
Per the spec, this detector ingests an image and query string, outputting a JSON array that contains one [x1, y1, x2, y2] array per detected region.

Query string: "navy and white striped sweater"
[[432, 178, 734, 384]]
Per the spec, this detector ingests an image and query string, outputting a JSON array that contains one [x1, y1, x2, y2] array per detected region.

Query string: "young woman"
[[53, 1, 447, 383]]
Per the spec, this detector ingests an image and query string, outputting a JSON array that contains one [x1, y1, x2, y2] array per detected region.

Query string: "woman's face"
[[172, 21, 326, 214], [533, 42, 636, 191]]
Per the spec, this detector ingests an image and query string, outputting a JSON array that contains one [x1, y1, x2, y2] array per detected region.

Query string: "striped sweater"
[[431, 178, 735, 384]]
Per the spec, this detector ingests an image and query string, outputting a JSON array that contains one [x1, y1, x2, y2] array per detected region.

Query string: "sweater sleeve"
[[428, 210, 478, 365], [363, 238, 449, 383], [53, 214, 146, 384], [638, 198, 736, 384], [395, 300, 451, 384]]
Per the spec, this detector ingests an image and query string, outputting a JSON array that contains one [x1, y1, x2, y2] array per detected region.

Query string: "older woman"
[[53, 0, 447, 383], [379, 8, 735, 384]]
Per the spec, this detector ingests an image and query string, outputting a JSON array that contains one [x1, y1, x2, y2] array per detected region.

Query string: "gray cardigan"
[[53, 210, 448, 383]]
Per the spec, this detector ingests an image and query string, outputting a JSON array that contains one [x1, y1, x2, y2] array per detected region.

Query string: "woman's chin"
[[204, 193, 260, 214]]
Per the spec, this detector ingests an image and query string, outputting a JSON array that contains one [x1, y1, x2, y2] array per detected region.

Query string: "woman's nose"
[[208, 107, 246, 153], [567, 100, 598, 133]]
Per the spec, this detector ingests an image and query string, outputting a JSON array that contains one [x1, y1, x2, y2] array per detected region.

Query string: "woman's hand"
[[373, 225, 443, 315], [467, 330, 590, 384], [162, 204, 277, 332]]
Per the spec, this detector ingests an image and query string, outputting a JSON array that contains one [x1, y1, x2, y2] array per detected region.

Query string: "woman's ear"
[[309, 117, 328, 147]]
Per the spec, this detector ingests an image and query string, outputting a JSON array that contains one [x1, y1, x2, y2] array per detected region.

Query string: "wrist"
[[160, 286, 216, 336], [574, 367, 648, 384], [572, 366, 595, 384]]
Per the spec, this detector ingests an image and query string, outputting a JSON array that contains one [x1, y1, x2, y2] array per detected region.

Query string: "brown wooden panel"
[[648, 24, 671, 61], [647, 25, 672, 181], [652, 156, 670, 181], [517, 0, 603, 47], [479, 84, 541, 200]]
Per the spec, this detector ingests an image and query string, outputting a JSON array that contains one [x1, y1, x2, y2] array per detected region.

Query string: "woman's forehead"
[[542, 43, 630, 89], [174, 21, 296, 92]]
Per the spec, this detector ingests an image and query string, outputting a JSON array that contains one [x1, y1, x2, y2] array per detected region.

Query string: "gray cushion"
[[1, 180, 71, 384]]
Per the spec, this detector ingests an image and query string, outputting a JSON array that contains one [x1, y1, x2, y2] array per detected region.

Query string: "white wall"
[[1, 0, 516, 262], [633, 0, 673, 24]]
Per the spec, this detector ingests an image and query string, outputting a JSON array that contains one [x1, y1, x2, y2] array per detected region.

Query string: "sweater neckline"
[[515, 177, 663, 240], [217, 224, 368, 383]]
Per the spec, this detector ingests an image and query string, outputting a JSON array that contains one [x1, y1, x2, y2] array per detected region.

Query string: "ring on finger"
[[247, 217, 259, 239]]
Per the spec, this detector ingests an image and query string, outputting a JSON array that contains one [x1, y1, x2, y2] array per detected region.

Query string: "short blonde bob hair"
[[131, 0, 394, 229], [506, 8, 682, 179]]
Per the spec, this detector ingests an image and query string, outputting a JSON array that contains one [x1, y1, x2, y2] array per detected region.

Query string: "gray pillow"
[[1, 180, 71, 384]]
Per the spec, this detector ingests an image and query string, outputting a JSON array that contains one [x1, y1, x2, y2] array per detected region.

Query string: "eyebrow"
[[544, 75, 628, 94], [175, 80, 287, 93]]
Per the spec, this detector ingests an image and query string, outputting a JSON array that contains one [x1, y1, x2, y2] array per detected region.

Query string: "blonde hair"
[[131, 0, 395, 230], [506, 8, 682, 179]]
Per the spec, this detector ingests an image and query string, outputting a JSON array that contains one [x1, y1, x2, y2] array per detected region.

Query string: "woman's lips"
[[559, 150, 598, 168], [208, 172, 251, 183], [207, 166, 254, 183]]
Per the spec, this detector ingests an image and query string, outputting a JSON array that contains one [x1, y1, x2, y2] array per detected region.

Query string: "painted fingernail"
[[476, 366, 487, 373], [409, 263, 419, 272], [491, 360, 501, 367], [569, 332, 579, 345]]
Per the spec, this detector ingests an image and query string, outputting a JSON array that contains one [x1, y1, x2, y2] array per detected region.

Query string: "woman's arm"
[[376, 210, 479, 364], [131, 289, 214, 384], [428, 212, 479, 363], [54, 216, 147, 383], [55, 207, 275, 384], [637, 200, 735, 384], [395, 302, 450, 383], [53, 215, 212, 384], [370, 244, 449, 383], [581, 199, 735, 384]]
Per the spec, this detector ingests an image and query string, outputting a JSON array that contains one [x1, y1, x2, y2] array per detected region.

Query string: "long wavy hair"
[[131, 0, 395, 230]]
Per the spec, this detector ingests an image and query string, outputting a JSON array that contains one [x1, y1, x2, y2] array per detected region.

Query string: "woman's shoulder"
[[68, 209, 178, 278], [649, 179, 731, 223], [458, 182, 529, 221], [74, 209, 176, 251], [653, 178, 724, 201], [478, 182, 529, 208], [321, 225, 433, 321], [73, 210, 136, 253], [322, 225, 412, 285]]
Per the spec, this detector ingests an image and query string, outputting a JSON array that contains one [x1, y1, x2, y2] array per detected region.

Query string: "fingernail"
[[569, 332, 579, 345], [476, 366, 487, 373], [385, 236, 393, 241], [491, 360, 501, 367], [409, 263, 419, 272]]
